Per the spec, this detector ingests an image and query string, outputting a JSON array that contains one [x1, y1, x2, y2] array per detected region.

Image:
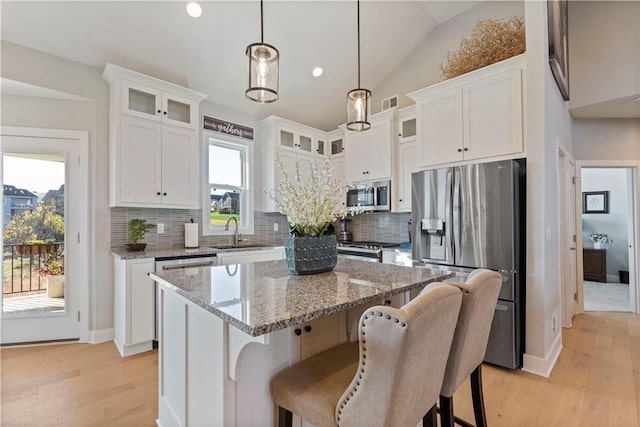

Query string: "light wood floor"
[[1, 312, 638, 426]]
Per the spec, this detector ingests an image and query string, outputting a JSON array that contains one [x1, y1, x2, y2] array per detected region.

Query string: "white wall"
[[1, 40, 112, 334], [581, 168, 630, 280], [372, 1, 524, 113], [520, 0, 572, 375], [0, 41, 266, 337], [568, 1, 640, 110], [573, 119, 640, 161]]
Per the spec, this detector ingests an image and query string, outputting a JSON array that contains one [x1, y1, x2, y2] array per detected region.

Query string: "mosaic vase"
[[285, 235, 337, 275]]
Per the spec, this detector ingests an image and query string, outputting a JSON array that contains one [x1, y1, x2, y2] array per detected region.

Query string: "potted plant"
[[265, 159, 361, 275], [127, 219, 155, 252], [35, 256, 64, 298], [589, 233, 613, 249]]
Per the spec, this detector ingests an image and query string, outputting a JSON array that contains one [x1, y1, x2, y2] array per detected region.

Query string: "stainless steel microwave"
[[346, 180, 390, 212]]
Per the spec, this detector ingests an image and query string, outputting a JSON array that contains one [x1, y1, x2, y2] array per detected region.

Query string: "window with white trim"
[[203, 135, 253, 235]]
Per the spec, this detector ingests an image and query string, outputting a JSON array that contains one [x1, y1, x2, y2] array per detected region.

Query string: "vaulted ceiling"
[[0, 1, 481, 130]]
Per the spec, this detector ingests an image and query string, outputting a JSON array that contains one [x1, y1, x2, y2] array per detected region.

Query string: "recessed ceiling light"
[[186, 2, 202, 18], [312, 67, 324, 77]]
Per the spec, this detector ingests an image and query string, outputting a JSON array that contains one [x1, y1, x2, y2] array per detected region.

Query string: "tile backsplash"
[[347, 212, 412, 243], [110, 208, 412, 250]]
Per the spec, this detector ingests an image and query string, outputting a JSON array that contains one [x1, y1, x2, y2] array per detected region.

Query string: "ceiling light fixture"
[[312, 67, 324, 77], [346, 0, 371, 131], [186, 2, 202, 18], [245, 0, 279, 103]]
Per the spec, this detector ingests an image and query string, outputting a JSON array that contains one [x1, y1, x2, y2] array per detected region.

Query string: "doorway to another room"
[[580, 167, 636, 313]]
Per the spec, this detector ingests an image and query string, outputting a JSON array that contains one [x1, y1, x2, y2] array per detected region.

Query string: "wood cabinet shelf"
[[583, 248, 607, 282]]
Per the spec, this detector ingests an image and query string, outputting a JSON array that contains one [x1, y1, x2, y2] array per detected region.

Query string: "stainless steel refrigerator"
[[412, 159, 525, 369]]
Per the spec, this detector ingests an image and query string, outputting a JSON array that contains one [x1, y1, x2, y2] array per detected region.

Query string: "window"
[[203, 135, 253, 235]]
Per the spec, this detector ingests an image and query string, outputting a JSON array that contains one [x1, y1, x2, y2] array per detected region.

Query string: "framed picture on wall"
[[583, 191, 609, 214], [547, 0, 570, 100]]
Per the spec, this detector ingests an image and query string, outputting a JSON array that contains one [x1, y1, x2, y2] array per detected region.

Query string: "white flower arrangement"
[[589, 233, 613, 244], [265, 158, 360, 237]]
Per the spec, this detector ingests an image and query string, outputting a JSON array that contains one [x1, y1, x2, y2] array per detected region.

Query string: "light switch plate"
[[273, 223, 279, 232], [157, 223, 165, 234]]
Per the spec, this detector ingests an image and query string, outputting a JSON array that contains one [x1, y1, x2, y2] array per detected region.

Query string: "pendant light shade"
[[346, 0, 370, 131], [347, 88, 371, 131], [246, 0, 279, 103]]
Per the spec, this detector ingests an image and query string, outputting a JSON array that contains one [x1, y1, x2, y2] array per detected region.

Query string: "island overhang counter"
[[150, 258, 454, 427]]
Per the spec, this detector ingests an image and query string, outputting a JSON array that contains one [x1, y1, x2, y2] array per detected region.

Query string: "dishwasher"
[[153, 254, 218, 346]]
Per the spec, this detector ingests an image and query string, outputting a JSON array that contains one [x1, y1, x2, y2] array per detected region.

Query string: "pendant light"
[[346, 0, 371, 131], [246, 0, 279, 103]]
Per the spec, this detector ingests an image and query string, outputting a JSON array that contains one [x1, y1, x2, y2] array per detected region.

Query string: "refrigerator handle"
[[453, 168, 461, 260], [445, 169, 454, 262]]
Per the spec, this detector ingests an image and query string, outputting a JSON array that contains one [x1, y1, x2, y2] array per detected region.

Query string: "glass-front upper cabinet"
[[122, 81, 198, 129], [398, 115, 417, 143], [317, 138, 326, 156], [278, 127, 315, 154], [330, 138, 344, 155]]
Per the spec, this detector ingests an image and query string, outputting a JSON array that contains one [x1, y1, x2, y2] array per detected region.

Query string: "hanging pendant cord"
[[260, 0, 264, 43], [357, 0, 361, 88]]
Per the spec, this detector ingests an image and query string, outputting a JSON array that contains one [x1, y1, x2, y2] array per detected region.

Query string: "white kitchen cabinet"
[[260, 116, 327, 212], [328, 129, 345, 157], [393, 141, 417, 212], [397, 114, 417, 143], [113, 256, 155, 357], [343, 109, 395, 183], [408, 54, 524, 168], [121, 80, 199, 129], [216, 248, 284, 265], [103, 63, 206, 208], [117, 116, 198, 206], [278, 126, 316, 155]]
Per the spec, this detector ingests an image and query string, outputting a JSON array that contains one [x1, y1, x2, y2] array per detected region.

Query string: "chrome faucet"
[[224, 216, 239, 246]]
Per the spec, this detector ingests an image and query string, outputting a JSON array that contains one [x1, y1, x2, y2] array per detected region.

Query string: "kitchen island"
[[150, 258, 454, 427]]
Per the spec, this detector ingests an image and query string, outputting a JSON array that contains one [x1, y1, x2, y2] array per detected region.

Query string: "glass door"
[[1, 130, 88, 344]]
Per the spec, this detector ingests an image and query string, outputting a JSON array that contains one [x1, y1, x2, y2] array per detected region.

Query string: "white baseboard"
[[89, 328, 114, 344], [522, 332, 562, 377]]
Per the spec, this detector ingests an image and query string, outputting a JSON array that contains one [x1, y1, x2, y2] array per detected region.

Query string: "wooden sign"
[[203, 115, 254, 140]]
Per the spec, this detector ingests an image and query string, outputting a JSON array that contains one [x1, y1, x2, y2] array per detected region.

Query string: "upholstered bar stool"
[[424, 269, 502, 427], [270, 283, 463, 427]]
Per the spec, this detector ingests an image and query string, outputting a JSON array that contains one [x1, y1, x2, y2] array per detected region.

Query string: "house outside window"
[[203, 135, 253, 235]]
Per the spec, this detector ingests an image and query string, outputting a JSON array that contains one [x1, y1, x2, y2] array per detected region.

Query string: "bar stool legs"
[[278, 406, 293, 427], [423, 405, 438, 427], [437, 365, 488, 427], [470, 365, 487, 427]]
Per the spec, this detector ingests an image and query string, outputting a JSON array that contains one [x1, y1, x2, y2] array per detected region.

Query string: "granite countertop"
[[150, 258, 454, 337], [111, 243, 285, 260]]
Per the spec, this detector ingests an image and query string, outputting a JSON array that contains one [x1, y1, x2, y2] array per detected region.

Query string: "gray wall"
[[573, 119, 640, 161], [581, 168, 631, 281], [372, 1, 524, 113]]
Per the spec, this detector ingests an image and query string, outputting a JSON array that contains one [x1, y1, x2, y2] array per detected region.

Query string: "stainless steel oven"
[[337, 241, 400, 263], [346, 180, 390, 212]]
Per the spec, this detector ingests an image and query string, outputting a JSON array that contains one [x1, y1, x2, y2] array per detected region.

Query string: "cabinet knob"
[[157, 109, 161, 114], [163, 192, 167, 196], [457, 148, 462, 152], [294, 328, 302, 336], [157, 192, 161, 195], [464, 147, 468, 151], [398, 133, 402, 137], [399, 199, 403, 202], [304, 325, 312, 333], [362, 171, 366, 175], [163, 111, 168, 115]]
